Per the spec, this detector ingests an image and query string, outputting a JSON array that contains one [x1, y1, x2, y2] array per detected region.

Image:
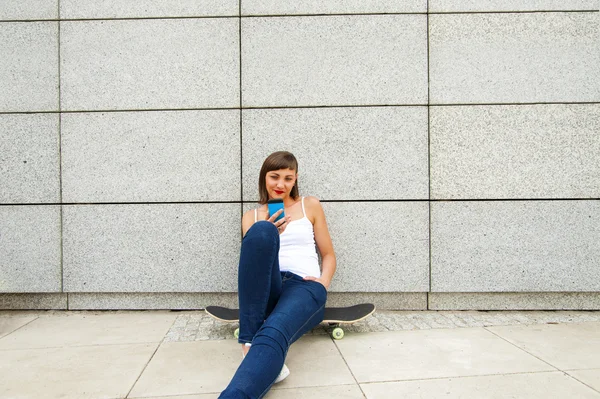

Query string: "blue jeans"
[[219, 221, 327, 399]]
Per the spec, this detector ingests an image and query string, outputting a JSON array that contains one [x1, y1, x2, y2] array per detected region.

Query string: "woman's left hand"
[[303, 276, 329, 290]]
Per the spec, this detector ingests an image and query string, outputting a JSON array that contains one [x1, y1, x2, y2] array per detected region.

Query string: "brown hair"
[[258, 151, 299, 204]]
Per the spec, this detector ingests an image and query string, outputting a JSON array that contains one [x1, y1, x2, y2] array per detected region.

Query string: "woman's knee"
[[245, 221, 278, 241], [252, 325, 289, 354]]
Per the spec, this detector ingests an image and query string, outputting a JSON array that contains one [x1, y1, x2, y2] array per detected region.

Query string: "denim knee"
[[245, 220, 278, 240], [252, 325, 289, 355]]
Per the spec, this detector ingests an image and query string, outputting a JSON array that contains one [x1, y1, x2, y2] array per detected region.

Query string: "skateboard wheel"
[[234, 328, 240, 339], [331, 327, 344, 340]]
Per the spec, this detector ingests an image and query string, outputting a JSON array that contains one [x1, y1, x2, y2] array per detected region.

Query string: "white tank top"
[[254, 197, 320, 278]]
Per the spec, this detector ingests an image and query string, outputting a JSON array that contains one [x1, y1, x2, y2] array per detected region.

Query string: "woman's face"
[[265, 168, 297, 200]]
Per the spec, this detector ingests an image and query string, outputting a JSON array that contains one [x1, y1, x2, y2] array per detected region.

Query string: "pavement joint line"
[[561, 371, 600, 396], [124, 341, 162, 399], [356, 369, 578, 385], [0, 341, 162, 352], [482, 326, 563, 372], [331, 335, 368, 398], [0, 315, 40, 341], [271, 382, 360, 393]]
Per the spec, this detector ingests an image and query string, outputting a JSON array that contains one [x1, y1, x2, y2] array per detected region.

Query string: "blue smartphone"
[[267, 199, 285, 222]]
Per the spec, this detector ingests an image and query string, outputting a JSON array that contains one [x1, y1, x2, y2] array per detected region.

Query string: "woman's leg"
[[237, 221, 282, 345], [220, 273, 327, 399]]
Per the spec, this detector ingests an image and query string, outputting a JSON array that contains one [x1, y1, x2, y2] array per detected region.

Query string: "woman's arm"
[[241, 209, 255, 237], [304, 196, 336, 290]]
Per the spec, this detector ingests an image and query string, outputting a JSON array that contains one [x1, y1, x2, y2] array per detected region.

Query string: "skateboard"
[[205, 303, 375, 340]]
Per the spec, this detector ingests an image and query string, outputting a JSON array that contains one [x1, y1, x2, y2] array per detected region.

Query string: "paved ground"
[[1, 310, 600, 398], [165, 309, 600, 342]]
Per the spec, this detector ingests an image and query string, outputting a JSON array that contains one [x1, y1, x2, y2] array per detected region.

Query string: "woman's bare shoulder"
[[304, 196, 322, 208], [242, 208, 255, 219], [303, 196, 323, 222]]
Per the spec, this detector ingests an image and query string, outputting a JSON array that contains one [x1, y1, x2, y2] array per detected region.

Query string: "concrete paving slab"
[[271, 336, 355, 390], [567, 369, 600, 393], [0, 311, 176, 349], [131, 335, 354, 397], [133, 395, 219, 399], [361, 371, 600, 399], [132, 385, 364, 399], [129, 340, 239, 397], [0, 343, 157, 399], [270, 385, 365, 398], [487, 322, 600, 370], [0, 314, 37, 339], [335, 328, 554, 383], [2, 311, 600, 399]]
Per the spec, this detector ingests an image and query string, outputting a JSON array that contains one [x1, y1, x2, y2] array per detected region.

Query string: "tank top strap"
[[301, 196, 306, 217], [254, 208, 258, 223]]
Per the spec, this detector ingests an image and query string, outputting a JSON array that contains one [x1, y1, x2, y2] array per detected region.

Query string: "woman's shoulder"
[[303, 196, 322, 207], [302, 196, 323, 222]]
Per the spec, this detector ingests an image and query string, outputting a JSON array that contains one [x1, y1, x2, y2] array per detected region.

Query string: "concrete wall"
[[1, 1, 599, 310]]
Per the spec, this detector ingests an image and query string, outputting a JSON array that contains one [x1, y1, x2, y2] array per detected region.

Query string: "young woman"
[[219, 151, 336, 399]]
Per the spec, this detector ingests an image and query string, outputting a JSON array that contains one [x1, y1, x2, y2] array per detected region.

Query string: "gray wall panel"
[[63, 204, 241, 292], [430, 1, 598, 12], [0, 0, 57, 20], [0, 22, 58, 112], [242, 107, 428, 201], [431, 201, 600, 292], [60, 18, 239, 111], [242, 1, 426, 15], [242, 15, 427, 107], [430, 293, 600, 311], [61, 110, 240, 203], [60, 0, 238, 19], [430, 13, 600, 104], [0, 206, 61, 293], [0, 114, 60, 204], [430, 104, 600, 199], [0, 294, 66, 310], [324, 202, 430, 292]]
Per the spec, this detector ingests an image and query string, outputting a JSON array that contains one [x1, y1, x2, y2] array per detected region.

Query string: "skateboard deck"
[[205, 303, 375, 340]]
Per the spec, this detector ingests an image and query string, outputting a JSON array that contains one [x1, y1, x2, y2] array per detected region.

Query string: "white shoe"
[[274, 363, 290, 384]]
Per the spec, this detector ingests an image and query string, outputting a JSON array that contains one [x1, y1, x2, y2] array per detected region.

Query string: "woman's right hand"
[[268, 209, 291, 235]]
